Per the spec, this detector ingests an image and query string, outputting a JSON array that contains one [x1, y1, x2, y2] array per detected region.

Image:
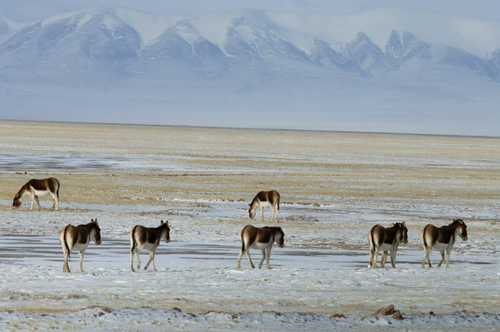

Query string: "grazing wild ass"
[[368, 222, 408, 268], [237, 225, 285, 269], [419, 219, 468, 268], [13, 177, 60, 211], [59, 219, 101, 273], [130, 220, 170, 272], [249, 190, 280, 222]]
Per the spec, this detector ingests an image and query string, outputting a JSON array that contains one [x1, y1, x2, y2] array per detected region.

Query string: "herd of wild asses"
[[12, 177, 469, 273]]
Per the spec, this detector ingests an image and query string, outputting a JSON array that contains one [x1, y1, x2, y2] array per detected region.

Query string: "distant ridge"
[[0, 7, 499, 136]]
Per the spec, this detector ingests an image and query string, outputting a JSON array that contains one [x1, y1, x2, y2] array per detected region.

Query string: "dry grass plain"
[[1, 121, 498, 244], [0, 120, 499, 328]]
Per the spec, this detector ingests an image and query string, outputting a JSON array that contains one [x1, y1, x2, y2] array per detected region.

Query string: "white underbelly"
[[259, 201, 271, 207], [71, 243, 89, 252], [34, 190, 51, 196], [250, 242, 270, 250], [378, 243, 394, 251], [431, 242, 449, 252], [136, 242, 157, 252]]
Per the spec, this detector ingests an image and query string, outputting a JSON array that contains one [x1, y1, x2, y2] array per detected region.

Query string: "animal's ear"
[[91, 219, 94, 222], [161, 220, 164, 225], [95, 219, 98, 225], [166, 220, 169, 226]]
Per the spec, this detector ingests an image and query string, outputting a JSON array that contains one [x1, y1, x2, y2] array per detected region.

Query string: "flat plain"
[[0, 120, 499, 331]]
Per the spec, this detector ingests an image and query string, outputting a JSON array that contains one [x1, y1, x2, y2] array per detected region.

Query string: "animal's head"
[[12, 190, 23, 208], [454, 219, 468, 241], [248, 204, 255, 219], [91, 219, 102, 245], [161, 220, 171, 243], [12, 192, 22, 208], [275, 227, 285, 248], [395, 222, 408, 244]]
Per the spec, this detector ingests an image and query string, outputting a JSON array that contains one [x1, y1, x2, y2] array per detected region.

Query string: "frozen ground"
[[0, 121, 499, 331]]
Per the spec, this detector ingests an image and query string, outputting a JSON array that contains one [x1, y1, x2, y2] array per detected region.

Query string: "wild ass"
[[368, 222, 408, 268], [130, 220, 170, 272], [237, 225, 285, 269], [59, 219, 101, 273], [13, 177, 60, 211], [419, 219, 468, 268], [249, 190, 280, 222]]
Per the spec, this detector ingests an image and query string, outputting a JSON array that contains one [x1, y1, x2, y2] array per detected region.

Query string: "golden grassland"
[[1, 120, 499, 204], [1, 120, 499, 250]]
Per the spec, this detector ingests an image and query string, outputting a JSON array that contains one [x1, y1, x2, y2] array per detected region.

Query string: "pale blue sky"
[[2, 0, 500, 22]]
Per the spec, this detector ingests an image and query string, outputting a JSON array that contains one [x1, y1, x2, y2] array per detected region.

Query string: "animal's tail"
[[421, 225, 430, 250], [130, 226, 138, 252], [369, 225, 376, 253], [277, 195, 280, 211], [60, 225, 71, 259], [239, 226, 247, 252]]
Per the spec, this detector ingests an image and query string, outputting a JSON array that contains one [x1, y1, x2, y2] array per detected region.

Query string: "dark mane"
[[250, 194, 260, 206], [263, 226, 283, 233], [17, 182, 30, 195], [156, 222, 169, 231]]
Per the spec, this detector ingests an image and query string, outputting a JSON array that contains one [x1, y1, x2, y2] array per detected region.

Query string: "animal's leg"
[[63, 251, 70, 273], [78, 251, 85, 272], [437, 251, 445, 267], [372, 248, 379, 268], [245, 249, 255, 268], [426, 249, 433, 268], [135, 251, 141, 270], [30, 194, 35, 211], [381, 251, 388, 268], [369, 247, 374, 268], [237, 250, 244, 268], [259, 205, 264, 221], [421, 245, 427, 268], [445, 247, 452, 268], [130, 250, 135, 272], [151, 250, 157, 271], [276, 202, 279, 222], [258, 249, 266, 269], [35, 195, 41, 211], [266, 246, 272, 269], [390, 250, 397, 268], [144, 250, 155, 271], [270, 205, 275, 222], [51, 192, 59, 210]]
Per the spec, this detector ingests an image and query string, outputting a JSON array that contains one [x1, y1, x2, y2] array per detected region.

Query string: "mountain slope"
[[0, 7, 499, 136]]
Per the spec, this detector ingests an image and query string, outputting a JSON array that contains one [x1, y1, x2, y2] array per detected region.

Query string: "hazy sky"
[[3, 0, 500, 23]]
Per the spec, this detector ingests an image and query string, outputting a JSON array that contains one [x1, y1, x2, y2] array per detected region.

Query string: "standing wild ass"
[[419, 219, 468, 268], [249, 190, 280, 222], [130, 220, 170, 272], [13, 177, 60, 211], [237, 225, 285, 269], [59, 219, 101, 273], [368, 222, 408, 268]]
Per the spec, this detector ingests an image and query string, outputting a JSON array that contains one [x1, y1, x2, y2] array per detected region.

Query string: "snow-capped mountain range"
[[0, 7, 499, 136]]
